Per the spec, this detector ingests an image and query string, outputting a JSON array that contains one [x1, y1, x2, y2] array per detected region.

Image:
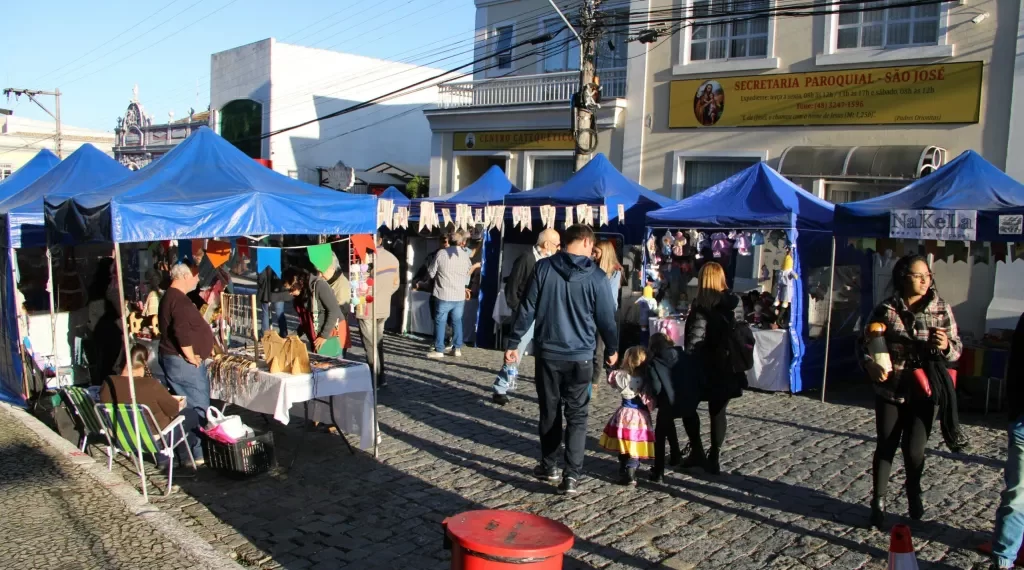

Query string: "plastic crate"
[[202, 431, 275, 476]]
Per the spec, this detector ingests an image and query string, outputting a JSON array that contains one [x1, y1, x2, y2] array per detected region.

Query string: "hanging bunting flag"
[[378, 198, 394, 229], [473, 208, 483, 226], [492, 206, 505, 232], [993, 242, 1008, 263], [599, 205, 609, 227], [483, 206, 494, 230], [351, 234, 376, 263], [178, 240, 193, 264], [419, 202, 437, 231], [235, 238, 250, 257], [617, 204, 626, 224], [584, 205, 595, 226], [564, 206, 574, 229], [973, 241, 990, 265], [540, 205, 556, 229], [442, 208, 453, 228], [923, 241, 939, 258], [392, 211, 402, 230], [462, 204, 473, 230], [1014, 243, 1024, 262], [206, 240, 232, 269], [511, 206, 523, 230], [575, 205, 588, 226], [398, 207, 410, 229], [256, 247, 282, 277], [522, 207, 532, 231], [307, 243, 334, 273], [192, 239, 205, 257]]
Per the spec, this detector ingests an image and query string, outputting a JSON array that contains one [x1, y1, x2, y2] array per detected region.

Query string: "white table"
[[211, 361, 376, 451], [746, 329, 791, 392]]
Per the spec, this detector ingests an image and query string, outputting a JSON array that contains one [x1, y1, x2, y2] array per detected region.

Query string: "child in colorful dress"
[[599, 346, 656, 485]]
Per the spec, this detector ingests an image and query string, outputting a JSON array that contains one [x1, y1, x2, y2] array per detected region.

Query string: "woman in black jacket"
[[682, 261, 746, 474]]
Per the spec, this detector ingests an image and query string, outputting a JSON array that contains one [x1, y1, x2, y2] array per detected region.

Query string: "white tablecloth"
[[213, 362, 375, 451], [407, 290, 478, 344], [746, 329, 791, 392]]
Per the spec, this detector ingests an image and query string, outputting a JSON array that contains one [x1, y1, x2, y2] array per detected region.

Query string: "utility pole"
[[548, 0, 602, 172], [3, 88, 63, 158]]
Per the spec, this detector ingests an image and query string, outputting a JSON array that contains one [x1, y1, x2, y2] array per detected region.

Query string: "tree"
[[406, 175, 427, 198]]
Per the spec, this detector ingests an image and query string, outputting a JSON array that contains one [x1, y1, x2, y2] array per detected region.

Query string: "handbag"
[[912, 367, 957, 398], [286, 336, 312, 374], [206, 405, 248, 440]]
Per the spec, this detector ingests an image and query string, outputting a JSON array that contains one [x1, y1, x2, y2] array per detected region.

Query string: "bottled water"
[[505, 362, 518, 390]]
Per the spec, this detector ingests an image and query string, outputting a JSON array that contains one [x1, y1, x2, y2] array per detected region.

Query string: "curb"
[[0, 402, 242, 570]]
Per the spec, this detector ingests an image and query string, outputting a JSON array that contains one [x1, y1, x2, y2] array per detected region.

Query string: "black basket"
[[202, 431, 275, 477]]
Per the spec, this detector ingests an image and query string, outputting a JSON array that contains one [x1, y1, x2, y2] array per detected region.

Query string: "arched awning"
[[778, 145, 946, 181]]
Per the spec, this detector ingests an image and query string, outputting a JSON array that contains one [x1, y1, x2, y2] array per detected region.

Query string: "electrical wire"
[[0, 134, 58, 157]]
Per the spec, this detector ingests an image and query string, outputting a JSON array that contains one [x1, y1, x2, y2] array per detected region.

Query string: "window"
[[0, 164, 11, 180], [679, 159, 758, 198], [494, 25, 514, 70], [219, 99, 263, 159], [836, 1, 939, 50], [596, 10, 628, 69], [532, 157, 574, 188], [542, 19, 580, 72], [690, 0, 769, 61]]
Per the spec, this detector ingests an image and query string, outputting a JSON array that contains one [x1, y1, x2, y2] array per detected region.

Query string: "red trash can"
[[442, 510, 574, 570]]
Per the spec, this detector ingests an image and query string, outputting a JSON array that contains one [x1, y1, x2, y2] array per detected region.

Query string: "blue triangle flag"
[[177, 240, 194, 264], [256, 247, 282, 277]]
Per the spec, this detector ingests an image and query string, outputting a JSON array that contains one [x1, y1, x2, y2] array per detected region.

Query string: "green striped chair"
[[94, 403, 196, 495], [60, 386, 113, 462]]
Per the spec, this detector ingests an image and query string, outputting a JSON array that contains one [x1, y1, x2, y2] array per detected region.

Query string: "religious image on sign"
[[890, 210, 977, 241], [999, 214, 1023, 235], [694, 81, 725, 126], [464, 132, 476, 149]]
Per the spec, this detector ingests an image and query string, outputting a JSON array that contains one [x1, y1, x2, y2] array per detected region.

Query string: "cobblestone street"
[[0, 404, 198, 570], [90, 334, 1008, 569]]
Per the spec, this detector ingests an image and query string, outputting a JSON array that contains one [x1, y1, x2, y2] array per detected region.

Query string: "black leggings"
[[653, 411, 681, 473], [683, 399, 728, 451], [873, 397, 936, 499]]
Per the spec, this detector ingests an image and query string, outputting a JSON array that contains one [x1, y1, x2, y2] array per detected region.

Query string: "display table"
[[212, 361, 375, 451], [139, 338, 375, 450], [407, 290, 479, 344], [746, 329, 791, 392]]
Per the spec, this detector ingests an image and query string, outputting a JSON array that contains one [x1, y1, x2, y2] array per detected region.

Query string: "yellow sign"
[[453, 130, 574, 151], [668, 62, 983, 128]]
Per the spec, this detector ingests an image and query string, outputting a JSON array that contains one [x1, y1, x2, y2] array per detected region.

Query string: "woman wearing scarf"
[[864, 254, 965, 530]]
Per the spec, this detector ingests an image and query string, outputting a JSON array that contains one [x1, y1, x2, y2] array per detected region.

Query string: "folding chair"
[[94, 403, 197, 495], [60, 386, 113, 463]]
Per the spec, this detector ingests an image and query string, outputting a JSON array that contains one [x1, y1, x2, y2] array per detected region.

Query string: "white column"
[[621, 0, 651, 184], [1006, 0, 1024, 179], [429, 132, 444, 197]]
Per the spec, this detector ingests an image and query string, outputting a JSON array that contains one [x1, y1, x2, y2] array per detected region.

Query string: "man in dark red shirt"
[[158, 263, 215, 464]]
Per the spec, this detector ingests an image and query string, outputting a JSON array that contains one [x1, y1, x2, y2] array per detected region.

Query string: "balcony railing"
[[437, 68, 626, 109]]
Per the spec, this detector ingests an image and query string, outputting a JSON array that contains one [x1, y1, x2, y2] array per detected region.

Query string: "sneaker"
[[426, 351, 445, 359], [532, 464, 561, 482], [617, 468, 636, 486], [453, 348, 462, 358], [492, 393, 510, 406], [557, 477, 580, 495]]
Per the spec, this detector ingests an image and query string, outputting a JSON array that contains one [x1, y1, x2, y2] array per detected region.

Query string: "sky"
[[0, 0, 476, 132]]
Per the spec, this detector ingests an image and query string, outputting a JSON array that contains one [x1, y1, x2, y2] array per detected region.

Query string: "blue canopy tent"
[[378, 186, 411, 209], [504, 153, 675, 245], [43, 127, 380, 497], [0, 148, 60, 406], [646, 162, 842, 394], [0, 145, 130, 407], [835, 150, 1024, 241], [0, 149, 60, 199], [407, 165, 519, 349]]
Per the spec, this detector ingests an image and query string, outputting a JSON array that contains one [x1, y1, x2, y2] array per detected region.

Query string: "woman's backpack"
[[713, 311, 755, 375]]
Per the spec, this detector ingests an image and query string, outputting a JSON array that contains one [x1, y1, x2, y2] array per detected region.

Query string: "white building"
[[209, 39, 445, 186], [1005, 0, 1024, 182], [0, 113, 115, 179]]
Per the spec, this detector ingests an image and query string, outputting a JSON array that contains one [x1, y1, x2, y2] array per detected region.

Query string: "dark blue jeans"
[[434, 300, 464, 353], [261, 301, 287, 337], [159, 354, 210, 461], [993, 415, 1024, 567]]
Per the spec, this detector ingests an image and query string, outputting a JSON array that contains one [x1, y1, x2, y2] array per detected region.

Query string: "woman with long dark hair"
[[681, 261, 746, 474], [865, 254, 963, 530]]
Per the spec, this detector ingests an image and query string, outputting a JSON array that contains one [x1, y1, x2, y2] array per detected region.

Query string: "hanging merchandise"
[[564, 206, 574, 229], [710, 232, 731, 258], [694, 232, 709, 258], [660, 233, 674, 256], [774, 249, 799, 313], [735, 232, 752, 256], [750, 231, 765, 246], [759, 264, 770, 282], [646, 235, 657, 259], [636, 285, 657, 329], [672, 232, 687, 257], [599, 205, 608, 227], [617, 204, 626, 225]]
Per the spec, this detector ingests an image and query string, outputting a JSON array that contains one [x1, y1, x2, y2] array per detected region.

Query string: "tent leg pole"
[[494, 224, 506, 346], [821, 236, 836, 404], [372, 234, 379, 460], [45, 243, 58, 376], [402, 240, 413, 336], [114, 244, 148, 501], [12, 247, 29, 400]]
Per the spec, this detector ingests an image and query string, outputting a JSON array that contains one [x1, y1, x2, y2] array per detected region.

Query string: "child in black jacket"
[[646, 333, 683, 482]]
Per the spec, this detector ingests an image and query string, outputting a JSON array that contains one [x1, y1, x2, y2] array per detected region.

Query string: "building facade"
[[209, 39, 443, 185], [424, 0, 633, 195], [630, 0, 1017, 202], [0, 113, 114, 179], [112, 88, 210, 170]]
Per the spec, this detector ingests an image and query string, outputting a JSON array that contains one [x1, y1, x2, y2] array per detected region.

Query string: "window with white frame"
[[493, 25, 514, 70], [835, 0, 940, 50], [532, 157, 574, 188], [0, 164, 11, 180], [679, 159, 759, 198], [690, 0, 770, 61], [543, 19, 580, 72]]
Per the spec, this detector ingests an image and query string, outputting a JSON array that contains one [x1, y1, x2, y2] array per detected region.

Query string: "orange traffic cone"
[[888, 524, 919, 570]]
